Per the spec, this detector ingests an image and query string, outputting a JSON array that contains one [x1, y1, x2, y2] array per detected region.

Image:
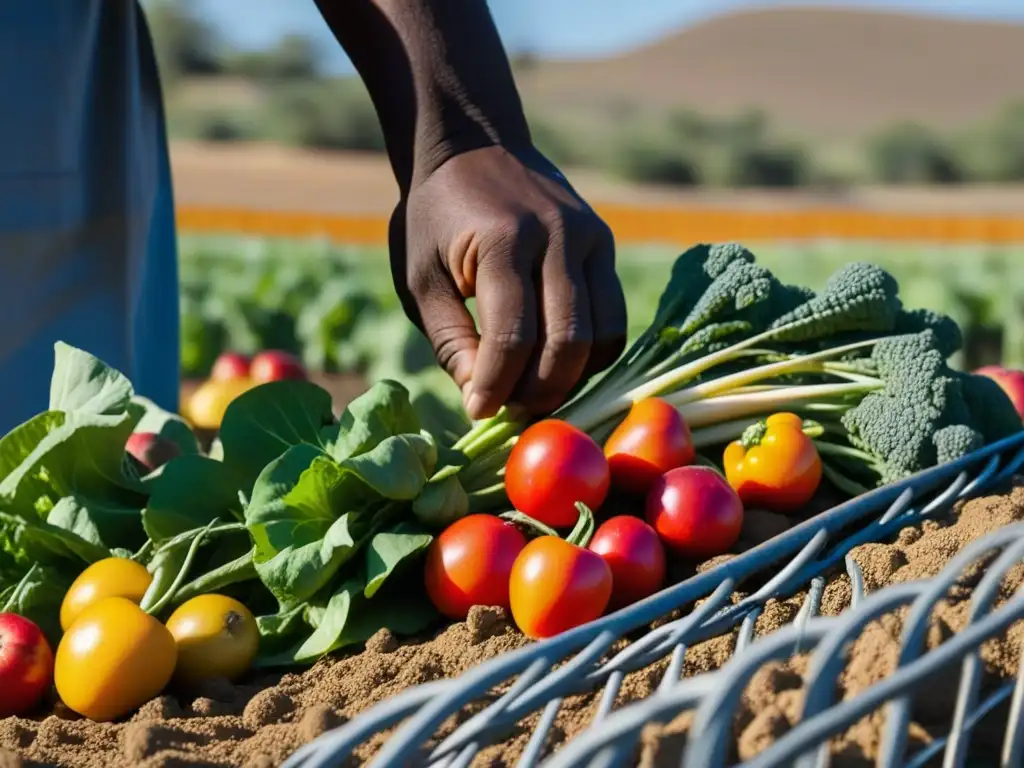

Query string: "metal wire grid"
[[283, 431, 1024, 768]]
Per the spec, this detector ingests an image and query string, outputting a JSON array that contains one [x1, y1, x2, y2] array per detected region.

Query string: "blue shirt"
[[0, 1, 179, 432]]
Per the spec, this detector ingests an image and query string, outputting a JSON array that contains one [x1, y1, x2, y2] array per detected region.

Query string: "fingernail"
[[464, 391, 486, 420]]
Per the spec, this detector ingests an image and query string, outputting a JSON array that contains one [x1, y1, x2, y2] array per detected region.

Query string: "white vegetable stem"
[[565, 334, 883, 433], [674, 381, 876, 429]]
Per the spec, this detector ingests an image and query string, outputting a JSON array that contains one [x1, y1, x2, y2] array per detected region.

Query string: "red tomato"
[[424, 515, 528, 620], [509, 537, 612, 639], [505, 420, 610, 528], [588, 516, 666, 609], [0, 613, 54, 717], [645, 466, 744, 558], [603, 399, 695, 494]]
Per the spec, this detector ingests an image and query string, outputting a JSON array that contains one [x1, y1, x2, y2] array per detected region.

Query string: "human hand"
[[389, 145, 627, 420]]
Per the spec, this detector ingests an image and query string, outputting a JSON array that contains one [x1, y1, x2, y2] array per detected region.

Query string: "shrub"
[[867, 123, 963, 184]]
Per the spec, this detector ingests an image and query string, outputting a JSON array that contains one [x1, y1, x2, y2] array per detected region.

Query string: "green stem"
[[820, 461, 872, 497], [459, 439, 515, 487], [146, 520, 219, 617], [131, 539, 154, 564], [167, 550, 258, 607], [467, 482, 509, 513], [567, 503, 596, 548], [814, 440, 882, 468], [499, 510, 559, 539]]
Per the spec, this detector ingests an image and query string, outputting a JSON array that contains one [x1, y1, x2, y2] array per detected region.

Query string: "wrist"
[[401, 89, 533, 192]]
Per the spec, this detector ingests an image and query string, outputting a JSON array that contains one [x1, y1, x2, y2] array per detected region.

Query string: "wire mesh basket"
[[283, 431, 1024, 768]]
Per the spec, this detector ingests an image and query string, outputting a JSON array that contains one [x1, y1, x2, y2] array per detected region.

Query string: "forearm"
[[314, 0, 532, 195]]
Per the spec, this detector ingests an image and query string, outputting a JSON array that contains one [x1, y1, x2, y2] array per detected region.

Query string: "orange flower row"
[[176, 205, 1024, 245]]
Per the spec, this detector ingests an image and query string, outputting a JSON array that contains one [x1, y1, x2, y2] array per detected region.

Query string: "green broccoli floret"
[[933, 424, 984, 465], [895, 307, 963, 357], [768, 262, 902, 343], [679, 259, 782, 336], [840, 330, 971, 482], [652, 242, 756, 329]]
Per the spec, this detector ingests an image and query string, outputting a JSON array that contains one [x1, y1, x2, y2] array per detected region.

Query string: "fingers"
[[390, 205, 479, 391], [582, 222, 628, 378], [463, 219, 542, 419], [515, 219, 593, 415]]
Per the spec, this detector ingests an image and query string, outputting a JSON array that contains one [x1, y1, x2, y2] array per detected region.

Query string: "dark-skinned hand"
[[389, 145, 628, 421]]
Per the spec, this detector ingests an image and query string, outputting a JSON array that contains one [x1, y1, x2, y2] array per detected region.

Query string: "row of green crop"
[[179, 236, 1024, 385]]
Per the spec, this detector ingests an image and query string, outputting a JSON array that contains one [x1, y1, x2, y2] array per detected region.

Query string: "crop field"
[[178, 234, 1024, 386], [3, 233, 1024, 768]]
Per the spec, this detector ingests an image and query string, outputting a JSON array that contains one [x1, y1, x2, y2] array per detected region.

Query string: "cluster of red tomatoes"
[[425, 399, 824, 640]]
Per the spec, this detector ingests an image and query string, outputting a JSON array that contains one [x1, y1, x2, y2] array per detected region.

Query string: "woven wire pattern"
[[283, 431, 1024, 768]]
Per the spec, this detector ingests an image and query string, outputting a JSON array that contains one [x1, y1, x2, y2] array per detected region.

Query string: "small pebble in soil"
[[123, 723, 196, 762], [466, 605, 510, 644], [298, 704, 345, 742], [191, 677, 239, 704], [243, 690, 296, 729], [189, 698, 239, 718], [365, 628, 398, 654], [132, 696, 188, 723]]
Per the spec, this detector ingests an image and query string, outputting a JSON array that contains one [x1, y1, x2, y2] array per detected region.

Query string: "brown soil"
[[4, 485, 1023, 767], [170, 141, 1024, 218]]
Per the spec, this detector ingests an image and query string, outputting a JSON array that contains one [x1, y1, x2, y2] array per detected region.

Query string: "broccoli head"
[[895, 307, 963, 358], [840, 330, 973, 482], [933, 424, 984, 465], [769, 262, 903, 343]]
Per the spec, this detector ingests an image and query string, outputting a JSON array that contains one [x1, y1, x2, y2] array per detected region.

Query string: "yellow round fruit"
[[185, 377, 255, 429], [55, 597, 177, 721], [165, 594, 259, 686], [60, 558, 153, 632]]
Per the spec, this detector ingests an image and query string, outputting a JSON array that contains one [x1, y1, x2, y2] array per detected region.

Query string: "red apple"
[[0, 613, 54, 717], [126, 432, 181, 473], [250, 350, 307, 383], [975, 365, 1024, 421], [210, 352, 252, 381]]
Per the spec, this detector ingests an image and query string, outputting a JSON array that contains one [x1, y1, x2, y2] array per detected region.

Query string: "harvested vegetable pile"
[[3, 483, 1022, 768], [1, 241, 1022, 764]]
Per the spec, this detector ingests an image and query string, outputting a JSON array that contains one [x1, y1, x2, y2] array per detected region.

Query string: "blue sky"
[[191, 0, 1024, 73]]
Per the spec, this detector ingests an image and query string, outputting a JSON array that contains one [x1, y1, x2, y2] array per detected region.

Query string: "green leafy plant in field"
[[0, 343, 446, 665]]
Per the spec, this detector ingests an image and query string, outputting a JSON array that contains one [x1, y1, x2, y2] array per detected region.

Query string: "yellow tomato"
[[60, 558, 153, 632], [185, 377, 255, 429], [54, 597, 177, 721], [165, 594, 259, 686]]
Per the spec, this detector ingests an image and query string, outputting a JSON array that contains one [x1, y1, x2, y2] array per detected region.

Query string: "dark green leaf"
[[328, 380, 421, 462], [143, 455, 243, 543], [0, 410, 144, 516], [246, 433, 436, 608], [47, 494, 146, 552], [364, 523, 433, 598], [0, 508, 111, 567], [292, 579, 360, 663], [0, 564, 70, 646], [219, 380, 336, 492]]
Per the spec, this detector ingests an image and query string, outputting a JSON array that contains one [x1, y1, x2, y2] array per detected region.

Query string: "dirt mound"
[[4, 485, 1023, 767]]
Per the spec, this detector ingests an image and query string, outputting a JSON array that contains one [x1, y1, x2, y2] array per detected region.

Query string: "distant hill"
[[513, 7, 1024, 139]]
